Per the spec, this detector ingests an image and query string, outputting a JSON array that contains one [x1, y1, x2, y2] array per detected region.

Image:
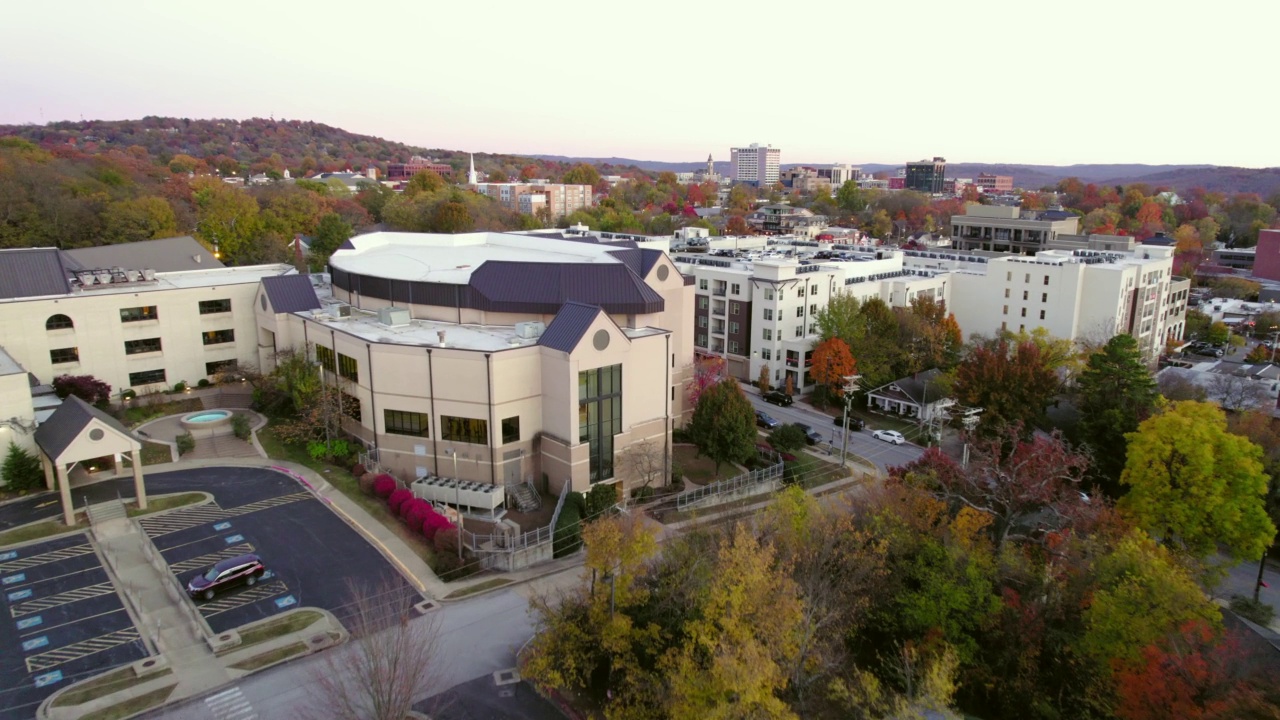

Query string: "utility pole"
[[959, 407, 983, 467], [839, 374, 861, 466]]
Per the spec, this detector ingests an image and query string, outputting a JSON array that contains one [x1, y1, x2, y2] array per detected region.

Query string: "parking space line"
[[24, 627, 141, 673], [18, 607, 128, 638], [169, 544, 256, 573], [139, 492, 313, 540], [2, 566, 106, 590], [0, 544, 94, 574], [197, 581, 287, 617], [9, 582, 117, 618]]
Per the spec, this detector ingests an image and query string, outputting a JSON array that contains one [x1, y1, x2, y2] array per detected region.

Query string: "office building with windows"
[[0, 243, 293, 402], [730, 144, 781, 186], [470, 182, 593, 220], [254, 231, 693, 494], [905, 157, 947, 193], [951, 204, 1081, 254]]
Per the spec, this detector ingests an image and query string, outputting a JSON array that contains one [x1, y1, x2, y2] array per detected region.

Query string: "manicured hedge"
[[402, 497, 429, 523], [553, 500, 582, 558], [388, 488, 413, 514], [372, 475, 397, 499]]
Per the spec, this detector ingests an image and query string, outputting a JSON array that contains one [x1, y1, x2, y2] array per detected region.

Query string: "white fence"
[[675, 451, 785, 511]]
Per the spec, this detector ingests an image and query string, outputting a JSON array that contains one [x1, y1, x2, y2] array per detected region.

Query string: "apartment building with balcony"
[[951, 204, 1081, 254], [470, 182, 594, 221]]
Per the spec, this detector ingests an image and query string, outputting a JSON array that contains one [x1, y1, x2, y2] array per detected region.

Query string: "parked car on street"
[[756, 411, 779, 429], [187, 553, 266, 601], [872, 429, 906, 445], [832, 414, 865, 430], [796, 424, 823, 445], [763, 391, 794, 407]]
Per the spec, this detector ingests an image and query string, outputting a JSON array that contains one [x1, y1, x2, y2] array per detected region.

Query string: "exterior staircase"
[[86, 498, 128, 526], [509, 482, 541, 513]]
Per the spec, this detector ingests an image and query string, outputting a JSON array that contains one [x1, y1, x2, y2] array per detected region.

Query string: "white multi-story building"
[[902, 245, 1188, 360], [678, 248, 946, 391], [829, 163, 861, 187], [730, 144, 781, 187]]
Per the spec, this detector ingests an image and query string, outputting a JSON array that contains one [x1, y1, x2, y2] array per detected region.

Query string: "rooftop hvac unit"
[[142, 268, 156, 281], [76, 272, 95, 285], [377, 307, 410, 327], [515, 321, 546, 339], [95, 271, 112, 284], [125, 269, 141, 282]]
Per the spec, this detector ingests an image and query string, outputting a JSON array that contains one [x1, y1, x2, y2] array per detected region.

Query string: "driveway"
[[750, 396, 925, 472]]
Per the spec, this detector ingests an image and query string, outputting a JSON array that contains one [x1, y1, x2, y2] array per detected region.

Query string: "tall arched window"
[[46, 314, 74, 331]]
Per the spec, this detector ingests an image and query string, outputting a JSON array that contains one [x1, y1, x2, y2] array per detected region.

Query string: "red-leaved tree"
[[687, 355, 727, 407]]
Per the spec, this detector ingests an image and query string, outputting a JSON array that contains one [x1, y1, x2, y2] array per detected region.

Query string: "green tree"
[[688, 379, 757, 473], [2, 442, 43, 492], [308, 213, 353, 271], [1075, 334, 1162, 488], [429, 201, 473, 233], [561, 163, 601, 187], [768, 424, 808, 455], [865, 209, 892, 239], [101, 196, 178, 244], [191, 176, 261, 265], [1119, 401, 1276, 561], [404, 170, 445, 197], [836, 181, 868, 213]]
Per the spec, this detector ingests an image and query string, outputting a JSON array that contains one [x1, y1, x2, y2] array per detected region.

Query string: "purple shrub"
[[388, 488, 412, 514], [372, 475, 397, 499]]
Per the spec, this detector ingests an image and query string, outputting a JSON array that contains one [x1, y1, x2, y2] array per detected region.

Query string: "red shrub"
[[404, 500, 431, 530], [421, 509, 451, 540], [388, 488, 412, 514], [399, 497, 425, 521], [372, 475, 397, 499]]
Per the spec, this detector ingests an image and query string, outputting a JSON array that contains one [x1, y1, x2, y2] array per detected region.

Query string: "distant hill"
[[530, 154, 710, 174]]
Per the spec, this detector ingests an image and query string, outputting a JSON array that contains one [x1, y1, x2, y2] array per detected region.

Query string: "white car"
[[872, 429, 905, 445]]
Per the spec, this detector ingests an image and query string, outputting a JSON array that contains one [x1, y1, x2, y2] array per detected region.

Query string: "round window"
[[656, 265, 669, 281], [593, 329, 610, 351], [260, 294, 267, 311], [88, 428, 105, 441]]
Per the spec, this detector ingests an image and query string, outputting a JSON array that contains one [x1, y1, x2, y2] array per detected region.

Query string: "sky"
[[3, 0, 1277, 168]]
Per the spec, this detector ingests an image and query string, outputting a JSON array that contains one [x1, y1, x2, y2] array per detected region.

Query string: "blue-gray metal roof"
[[0, 248, 72, 299], [538, 302, 605, 353], [35, 395, 135, 461], [261, 274, 323, 314], [63, 236, 222, 273], [468, 262, 665, 314]]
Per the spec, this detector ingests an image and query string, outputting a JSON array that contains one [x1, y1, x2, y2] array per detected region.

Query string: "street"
[[747, 395, 925, 472], [148, 568, 584, 720]]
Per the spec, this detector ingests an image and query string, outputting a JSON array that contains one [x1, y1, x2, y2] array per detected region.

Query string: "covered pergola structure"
[[33, 396, 147, 526]]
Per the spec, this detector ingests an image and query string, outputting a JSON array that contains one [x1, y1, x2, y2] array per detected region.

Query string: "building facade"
[[386, 156, 453, 180], [470, 183, 593, 221], [973, 173, 1013, 193], [951, 204, 1081, 254], [0, 247, 295, 399], [730, 144, 781, 186], [255, 231, 694, 495], [905, 157, 947, 193]]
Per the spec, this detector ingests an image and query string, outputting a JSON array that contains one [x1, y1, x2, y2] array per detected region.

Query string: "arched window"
[[46, 314, 74, 331]]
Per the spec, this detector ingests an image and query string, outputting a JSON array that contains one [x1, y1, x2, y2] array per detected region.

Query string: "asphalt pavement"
[[748, 396, 925, 472]]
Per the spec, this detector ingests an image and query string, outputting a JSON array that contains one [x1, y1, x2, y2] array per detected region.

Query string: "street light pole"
[[449, 448, 461, 562]]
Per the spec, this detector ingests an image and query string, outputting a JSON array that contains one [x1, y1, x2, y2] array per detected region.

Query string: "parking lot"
[[0, 534, 148, 720], [138, 468, 419, 634]]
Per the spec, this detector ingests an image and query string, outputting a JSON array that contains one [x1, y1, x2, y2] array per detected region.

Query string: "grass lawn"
[[230, 641, 309, 671], [140, 440, 175, 465], [223, 610, 322, 655], [127, 493, 205, 517], [82, 684, 176, 720], [257, 427, 437, 568], [52, 667, 173, 708], [790, 453, 851, 490], [673, 444, 739, 485], [445, 577, 512, 599], [118, 398, 204, 426]]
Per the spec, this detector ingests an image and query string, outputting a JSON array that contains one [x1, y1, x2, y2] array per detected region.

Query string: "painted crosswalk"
[[24, 627, 141, 672], [204, 685, 258, 720], [169, 544, 256, 573], [139, 492, 313, 538], [0, 543, 94, 574], [9, 582, 117, 617], [197, 580, 286, 617]]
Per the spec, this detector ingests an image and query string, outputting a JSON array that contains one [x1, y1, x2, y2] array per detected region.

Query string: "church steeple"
[[467, 153, 478, 185], [706, 153, 714, 177]]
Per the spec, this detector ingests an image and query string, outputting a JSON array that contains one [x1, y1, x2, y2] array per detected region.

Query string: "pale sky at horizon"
[[4, 0, 1276, 168]]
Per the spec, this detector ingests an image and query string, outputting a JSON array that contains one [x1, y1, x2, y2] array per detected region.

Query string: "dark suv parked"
[[187, 553, 266, 601], [763, 391, 794, 407], [832, 414, 865, 430]]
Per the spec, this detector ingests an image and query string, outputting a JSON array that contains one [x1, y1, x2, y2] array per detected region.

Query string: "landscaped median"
[[0, 492, 209, 547], [38, 608, 346, 720]]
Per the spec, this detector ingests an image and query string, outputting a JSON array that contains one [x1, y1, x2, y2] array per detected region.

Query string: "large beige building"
[[255, 231, 693, 494], [470, 182, 594, 221], [951, 204, 1081, 254]]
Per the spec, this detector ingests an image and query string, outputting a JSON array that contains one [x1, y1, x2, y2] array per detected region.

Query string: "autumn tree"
[[53, 374, 112, 407], [101, 196, 178, 244], [758, 363, 771, 392], [809, 337, 856, 408], [403, 169, 445, 196], [687, 378, 757, 473], [686, 354, 726, 406], [561, 163, 601, 187], [1075, 334, 1162, 488], [191, 176, 261, 264], [725, 214, 750, 235], [953, 339, 1059, 437], [429, 200, 473, 233], [1119, 401, 1276, 561]]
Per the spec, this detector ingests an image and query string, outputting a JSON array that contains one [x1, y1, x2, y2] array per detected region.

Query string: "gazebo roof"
[[34, 396, 138, 462]]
